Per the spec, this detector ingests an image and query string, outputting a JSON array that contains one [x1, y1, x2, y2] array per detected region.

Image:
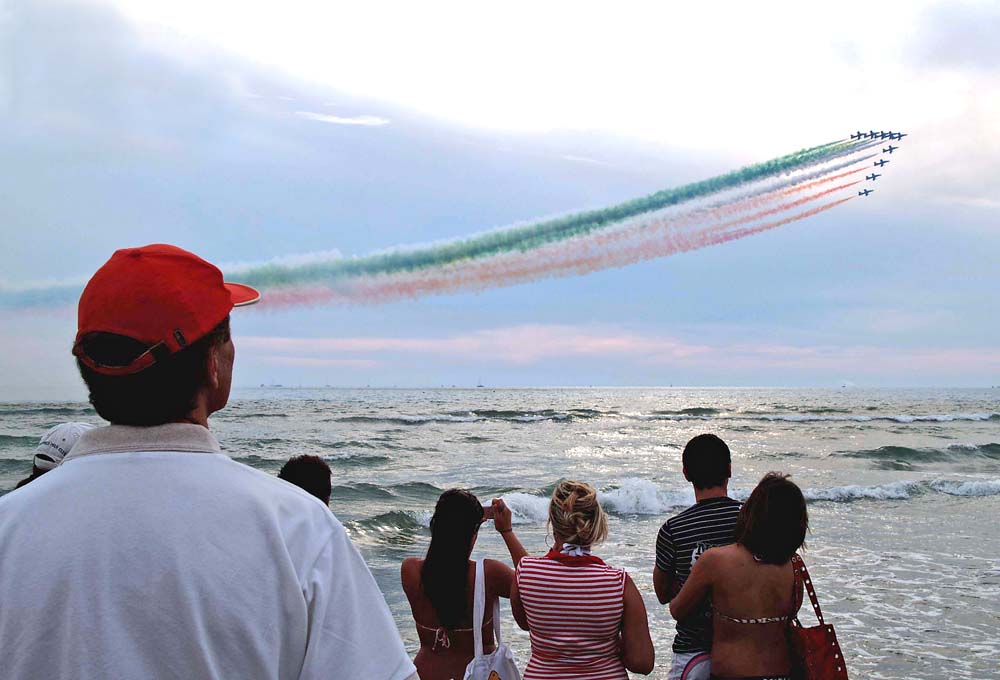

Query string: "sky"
[[1, 0, 998, 398]]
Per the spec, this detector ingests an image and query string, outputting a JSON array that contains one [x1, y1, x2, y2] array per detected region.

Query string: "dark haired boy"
[[653, 433, 742, 680], [0, 244, 415, 680], [279, 454, 333, 505]]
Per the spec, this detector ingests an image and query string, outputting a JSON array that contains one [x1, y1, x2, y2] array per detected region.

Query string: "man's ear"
[[682, 467, 690, 482], [728, 464, 732, 480], [206, 345, 221, 389]]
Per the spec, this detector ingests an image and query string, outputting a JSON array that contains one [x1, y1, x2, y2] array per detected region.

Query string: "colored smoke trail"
[[1, 135, 892, 310], [236, 138, 865, 289], [315, 185, 859, 304]]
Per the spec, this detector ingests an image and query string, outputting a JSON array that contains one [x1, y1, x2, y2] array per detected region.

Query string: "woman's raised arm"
[[492, 498, 528, 566]]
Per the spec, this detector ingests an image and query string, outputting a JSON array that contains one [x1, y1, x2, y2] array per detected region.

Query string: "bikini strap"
[[790, 553, 824, 625]]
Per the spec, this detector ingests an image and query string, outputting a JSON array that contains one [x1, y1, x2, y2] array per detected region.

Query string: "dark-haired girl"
[[669, 473, 808, 680], [402, 489, 527, 680]]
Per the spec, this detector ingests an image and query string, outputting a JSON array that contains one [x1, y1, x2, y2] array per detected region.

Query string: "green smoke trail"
[[235, 139, 861, 289]]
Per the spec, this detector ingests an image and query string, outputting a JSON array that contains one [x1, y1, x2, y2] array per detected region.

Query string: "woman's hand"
[[492, 497, 528, 567], [491, 498, 513, 534]]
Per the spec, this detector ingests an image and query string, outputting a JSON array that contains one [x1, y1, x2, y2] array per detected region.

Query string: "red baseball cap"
[[73, 244, 260, 376]]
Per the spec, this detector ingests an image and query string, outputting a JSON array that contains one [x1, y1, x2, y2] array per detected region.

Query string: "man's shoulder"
[[220, 457, 344, 527], [665, 497, 741, 528]]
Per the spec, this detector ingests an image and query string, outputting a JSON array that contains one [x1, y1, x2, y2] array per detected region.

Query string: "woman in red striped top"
[[511, 480, 654, 679]]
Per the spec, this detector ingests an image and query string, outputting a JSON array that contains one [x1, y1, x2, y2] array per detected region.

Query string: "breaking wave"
[[501, 476, 1000, 524], [337, 476, 1000, 534], [837, 443, 1000, 466]]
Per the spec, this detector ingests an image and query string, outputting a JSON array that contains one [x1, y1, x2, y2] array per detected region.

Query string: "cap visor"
[[225, 282, 261, 307]]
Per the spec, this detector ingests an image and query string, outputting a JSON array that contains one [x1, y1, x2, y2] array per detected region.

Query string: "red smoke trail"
[[339, 188, 857, 304], [627, 163, 867, 239], [780, 165, 866, 196], [697, 180, 859, 240]]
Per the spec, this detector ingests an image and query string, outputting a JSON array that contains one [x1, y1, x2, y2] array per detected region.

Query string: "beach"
[[2, 386, 998, 679]]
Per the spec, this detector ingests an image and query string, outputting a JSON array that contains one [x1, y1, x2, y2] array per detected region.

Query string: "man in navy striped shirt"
[[653, 434, 742, 680]]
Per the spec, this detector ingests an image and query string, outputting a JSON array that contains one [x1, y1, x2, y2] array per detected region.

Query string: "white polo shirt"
[[0, 423, 415, 680]]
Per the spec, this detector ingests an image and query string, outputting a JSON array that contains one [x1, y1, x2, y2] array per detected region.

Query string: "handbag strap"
[[791, 553, 824, 625], [472, 558, 486, 658]]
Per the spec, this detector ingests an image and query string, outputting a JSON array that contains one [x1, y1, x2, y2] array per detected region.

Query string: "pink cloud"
[[238, 325, 1000, 376], [240, 325, 712, 365]]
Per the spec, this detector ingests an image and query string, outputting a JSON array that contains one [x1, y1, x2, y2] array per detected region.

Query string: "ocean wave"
[[0, 458, 31, 473], [499, 476, 1000, 523], [0, 434, 38, 446], [231, 452, 391, 471], [330, 482, 395, 502], [327, 440, 377, 450], [837, 443, 1000, 464], [325, 453, 392, 468], [503, 480, 695, 522], [635, 412, 999, 424], [502, 491, 553, 524], [216, 412, 290, 420], [335, 414, 482, 425], [927, 479, 1000, 497], [252, 407, 1000, 427], [0, 406, 93, 417], [340, 476, 1000, 534], [803, 481, 921, 501], [652, 407, 720, 417], [349, 510, 432, 534], [334, 408, 610, 425]]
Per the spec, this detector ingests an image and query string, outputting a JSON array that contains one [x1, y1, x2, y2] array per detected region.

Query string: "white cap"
[[34, 422, 95, 471]]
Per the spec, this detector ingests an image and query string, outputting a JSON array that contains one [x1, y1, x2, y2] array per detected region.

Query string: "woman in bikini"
[[670, 473, 808, 680], [402, 489, 527, 680]]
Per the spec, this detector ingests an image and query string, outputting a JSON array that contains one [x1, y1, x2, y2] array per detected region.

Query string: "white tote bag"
[[463, 559, 522, 680]]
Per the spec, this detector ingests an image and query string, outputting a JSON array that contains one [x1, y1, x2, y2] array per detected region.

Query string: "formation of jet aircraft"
[[851, 129, 907, 141], [847, 130, 907, 199]]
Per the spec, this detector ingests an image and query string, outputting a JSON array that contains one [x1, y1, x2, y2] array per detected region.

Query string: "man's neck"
[[174, 403, 210, 428], [694, 484, 729, 502]]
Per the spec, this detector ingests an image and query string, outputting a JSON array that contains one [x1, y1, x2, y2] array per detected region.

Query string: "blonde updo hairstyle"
[[548, 480, 609, 547]]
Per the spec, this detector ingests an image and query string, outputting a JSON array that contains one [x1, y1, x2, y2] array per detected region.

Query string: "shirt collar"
[[64, 423, 222, 462]]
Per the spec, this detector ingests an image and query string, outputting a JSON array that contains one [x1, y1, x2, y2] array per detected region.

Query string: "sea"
[[2, 387, 998, 679]]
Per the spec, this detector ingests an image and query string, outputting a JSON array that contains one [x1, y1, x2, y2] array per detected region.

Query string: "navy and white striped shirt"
[[655, 496, 742, 653]]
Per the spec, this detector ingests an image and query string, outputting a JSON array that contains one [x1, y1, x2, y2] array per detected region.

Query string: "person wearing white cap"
[[14, 421, 95, 489]]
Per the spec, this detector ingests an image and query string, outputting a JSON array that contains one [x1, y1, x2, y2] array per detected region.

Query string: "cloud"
[[294, 111, 389, 126], [908, 2, 1000, 73], [240, 324, 709, 365]]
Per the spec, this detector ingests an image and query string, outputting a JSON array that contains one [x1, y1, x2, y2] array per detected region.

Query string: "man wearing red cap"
[[0, 245, 416, 680]]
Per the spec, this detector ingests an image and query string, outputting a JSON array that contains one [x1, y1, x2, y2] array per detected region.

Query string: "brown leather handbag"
[[788, 554, 849, 680]]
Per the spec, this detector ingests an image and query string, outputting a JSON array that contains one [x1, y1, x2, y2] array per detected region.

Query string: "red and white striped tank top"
[[516, 550, 628, 680]]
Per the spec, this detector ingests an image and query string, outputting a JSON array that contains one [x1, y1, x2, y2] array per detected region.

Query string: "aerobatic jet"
[[875, 159, 889, 167], [851, 131, 865, 140], [883, 145, 898, 154], [858, 189, 874, 197], [866, 173, 881, 181], [891, 132, 908, 140], [880, 131, 892, 140], [869, 129, 879, 138]]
